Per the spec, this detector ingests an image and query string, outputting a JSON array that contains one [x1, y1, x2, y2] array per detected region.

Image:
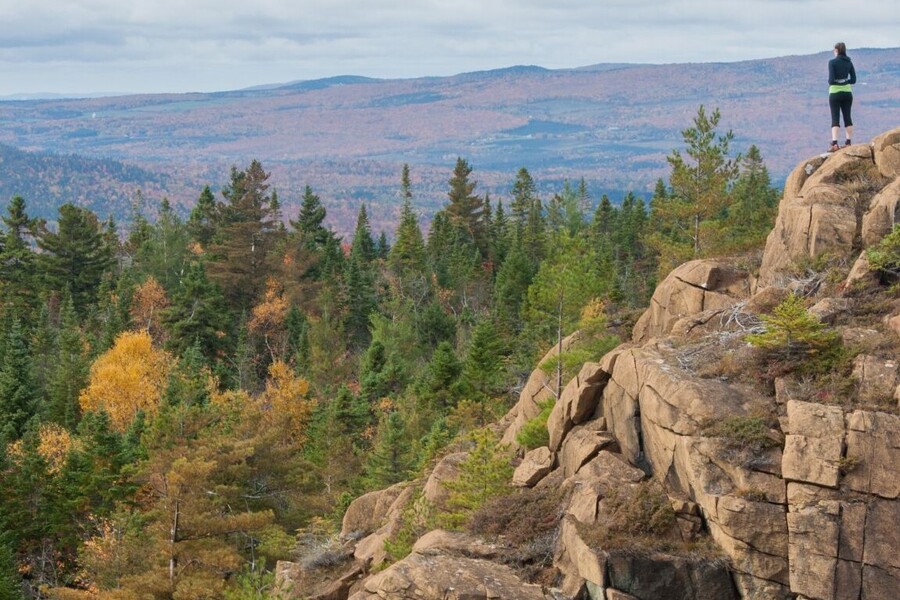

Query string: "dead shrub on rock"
[[581, 481, 677, 554]]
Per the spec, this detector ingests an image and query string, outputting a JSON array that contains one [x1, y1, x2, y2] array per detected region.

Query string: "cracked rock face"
[[632, 260, 752, 343], [758, 127, 900, 288]]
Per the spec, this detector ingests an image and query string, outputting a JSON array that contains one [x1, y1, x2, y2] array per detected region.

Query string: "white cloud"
[[0, 0, 896, 95]]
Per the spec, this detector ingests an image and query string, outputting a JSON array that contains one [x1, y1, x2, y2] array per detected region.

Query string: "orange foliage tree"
[[249, 278, 289, 362], [130, 276, 170, 343], [79, 331, 173, 431], [259, 360, 315, 445]]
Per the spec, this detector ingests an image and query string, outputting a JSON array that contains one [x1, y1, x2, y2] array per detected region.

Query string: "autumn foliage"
[[79, 331, 173, 431]]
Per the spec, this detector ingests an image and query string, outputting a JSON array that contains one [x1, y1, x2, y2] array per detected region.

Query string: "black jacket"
[[828, 55, 856, 86]]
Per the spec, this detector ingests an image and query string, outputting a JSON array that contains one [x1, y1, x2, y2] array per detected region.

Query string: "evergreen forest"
[[0, 106, 780, 599]]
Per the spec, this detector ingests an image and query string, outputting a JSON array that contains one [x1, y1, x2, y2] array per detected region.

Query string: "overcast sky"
[[1, 0, 897, 97]]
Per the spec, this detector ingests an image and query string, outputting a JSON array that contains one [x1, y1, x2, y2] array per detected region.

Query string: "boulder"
[[411, 530, 500, 559], [423, 452, 467, 509], [872, 126, 900, 179], [887, 313, 900, 338], [548, 365, 610, 451], [352, 485, 416, 565], [809, 297, 850, 324], [563, 451, 646, 524], [746, 286, 791, 315], [512, 446, 554, 487], [633, 260, 750, 342], [274, 558, 365, 600], [600, 378, 642, 466], [341, 482, 406, 537], [782, 400, 844, 488], [347, 552, 551, 600], [558, 426, 618, 478]]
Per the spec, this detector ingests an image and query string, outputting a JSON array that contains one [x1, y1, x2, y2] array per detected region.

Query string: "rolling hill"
[[1, 48, 898, 235]]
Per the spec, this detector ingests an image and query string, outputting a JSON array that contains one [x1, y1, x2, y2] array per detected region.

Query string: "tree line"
[[0, 106, 779, 599]]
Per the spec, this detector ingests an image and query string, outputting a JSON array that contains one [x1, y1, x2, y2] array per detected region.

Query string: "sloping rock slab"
[[347, 552, 551, 600]]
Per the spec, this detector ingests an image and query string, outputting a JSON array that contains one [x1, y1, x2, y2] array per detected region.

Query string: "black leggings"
[[829, 92, 853, 127]]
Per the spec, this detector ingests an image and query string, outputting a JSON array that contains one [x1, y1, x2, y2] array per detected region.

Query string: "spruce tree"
[[462, 319, 506, 401], [342, 252, 376, 349], [359, 339, 407, 403], [207, 160, 280, 310], [439, 428, 512, 529], [350, 204, 376, 263], [285, 305, 311, 374], [43, 296, 89, 429], [162, 261, 230, 360], [510, 167, 536, 228], [0, 196, 37, 320], [291, 185, 330, 250], [389, 176, 427, 276], [444, 157, 487, 256], [376, 232, 390, 259], [727, 145, 779, 248], [364, 411, 413, 488], [187, 185, 219, 248], [37, 203, 113, 313], [493, 241, 533, 338], [0, 319, 36, 445], [0, 532, 22, 600]]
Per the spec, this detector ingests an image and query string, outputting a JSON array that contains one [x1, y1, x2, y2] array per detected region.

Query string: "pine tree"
[[132, 199, 191, 292], [649, 106, 739, 272]]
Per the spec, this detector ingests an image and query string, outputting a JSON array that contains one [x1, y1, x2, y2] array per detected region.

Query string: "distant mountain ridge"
[[0, 48, 898, 235]]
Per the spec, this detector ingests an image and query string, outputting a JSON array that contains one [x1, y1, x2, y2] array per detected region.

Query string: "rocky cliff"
[[276, 127, 900, 600]]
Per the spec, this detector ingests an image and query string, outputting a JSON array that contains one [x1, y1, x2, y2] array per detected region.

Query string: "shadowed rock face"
[[279, 128, 900, 600]]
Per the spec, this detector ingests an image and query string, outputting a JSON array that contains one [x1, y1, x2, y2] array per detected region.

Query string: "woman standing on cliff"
[[828, 42, 856, 152]]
